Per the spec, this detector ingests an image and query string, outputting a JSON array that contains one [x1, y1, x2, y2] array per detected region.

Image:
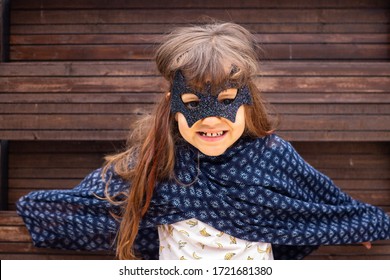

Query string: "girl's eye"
[[218, 88, 238, 105], [185, 101, 200, 109], [181, 93, 200, 109], [220, 98, 235, 105]]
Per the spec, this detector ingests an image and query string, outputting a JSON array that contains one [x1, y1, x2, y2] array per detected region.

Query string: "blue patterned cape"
[[16, 134, 390, 259]]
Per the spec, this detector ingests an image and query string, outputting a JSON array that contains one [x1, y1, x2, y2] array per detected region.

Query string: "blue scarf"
[[16, 134, 390, 259]]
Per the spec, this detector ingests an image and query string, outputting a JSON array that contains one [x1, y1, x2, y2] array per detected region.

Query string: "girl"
[[17, 22, 390, 260]]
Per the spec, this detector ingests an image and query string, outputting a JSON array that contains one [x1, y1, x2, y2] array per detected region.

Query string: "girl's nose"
[[200, 116, 221, 126]]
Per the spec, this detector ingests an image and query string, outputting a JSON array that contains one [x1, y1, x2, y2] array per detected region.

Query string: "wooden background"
[[0, 0, 389, 260]]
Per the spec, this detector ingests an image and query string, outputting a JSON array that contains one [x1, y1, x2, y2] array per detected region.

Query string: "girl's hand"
[[361, 241, 372, 249]]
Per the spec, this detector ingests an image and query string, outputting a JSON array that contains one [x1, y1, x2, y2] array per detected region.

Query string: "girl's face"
[[176, 88, 246, 156]]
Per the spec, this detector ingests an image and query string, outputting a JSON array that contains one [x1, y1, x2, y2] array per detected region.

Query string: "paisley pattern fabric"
[[158, 219, 273, 260], [16, 134, 390, 259]]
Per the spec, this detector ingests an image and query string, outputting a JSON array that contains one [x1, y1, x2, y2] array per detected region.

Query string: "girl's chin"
[[197, 147, 227, 157]]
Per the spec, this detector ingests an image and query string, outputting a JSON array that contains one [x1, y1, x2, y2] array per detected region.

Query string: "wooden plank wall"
[[0, 0, 389, 260], [7, 141, 122, 210], [8, 0, 390, 61]]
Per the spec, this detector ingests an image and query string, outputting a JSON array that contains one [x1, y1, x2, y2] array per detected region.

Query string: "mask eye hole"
[[218, 88, 238, 106], [181, 93, 200, 109]]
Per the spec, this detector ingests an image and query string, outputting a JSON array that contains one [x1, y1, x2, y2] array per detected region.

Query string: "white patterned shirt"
[[158, 219, 273, 260]]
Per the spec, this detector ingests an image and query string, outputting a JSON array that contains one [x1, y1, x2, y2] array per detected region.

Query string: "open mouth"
[[198, 131, 227, 138]]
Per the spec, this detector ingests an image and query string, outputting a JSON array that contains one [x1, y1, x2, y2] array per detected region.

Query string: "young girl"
[[16, 22, 390, 260]]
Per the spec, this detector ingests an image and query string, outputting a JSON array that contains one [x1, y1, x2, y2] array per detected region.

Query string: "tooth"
[[200, 131, 224, 137]]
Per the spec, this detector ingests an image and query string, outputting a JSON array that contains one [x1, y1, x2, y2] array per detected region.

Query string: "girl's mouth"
[[197, 131, 227, 139], [199, 131, 224, 137]]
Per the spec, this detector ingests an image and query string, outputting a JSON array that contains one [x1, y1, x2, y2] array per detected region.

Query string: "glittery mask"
[[170, 71, 252, 127]]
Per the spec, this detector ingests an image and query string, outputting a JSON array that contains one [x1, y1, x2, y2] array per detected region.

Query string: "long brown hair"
[[103, 21, 276, 259]]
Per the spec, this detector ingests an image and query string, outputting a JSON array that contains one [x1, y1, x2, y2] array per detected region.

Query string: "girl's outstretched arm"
[[15, 167, 127, 251], [266, 134, 390, 258]]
